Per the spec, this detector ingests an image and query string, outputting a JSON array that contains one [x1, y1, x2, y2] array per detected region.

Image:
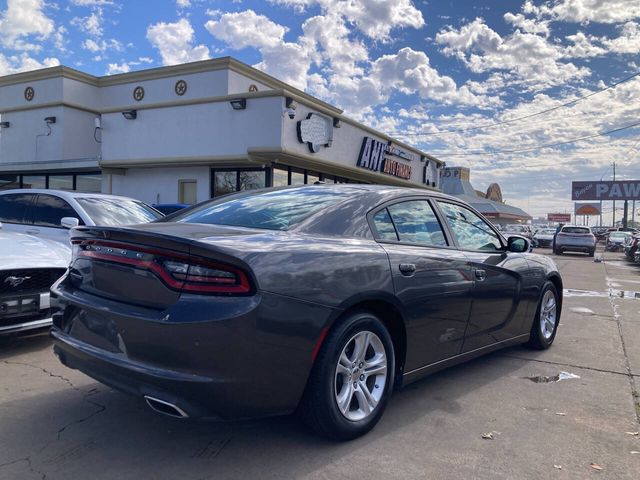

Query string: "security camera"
[[284, 107, 296, 119]]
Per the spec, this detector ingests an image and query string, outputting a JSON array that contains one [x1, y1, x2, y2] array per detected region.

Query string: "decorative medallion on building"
[[24, 86, 35, 101], [175, 80, 187, 96], [133, 86, 145, 101], [248, 84, 258, 92], [296, 113, 333, 153], [357, 137, 412, 180]]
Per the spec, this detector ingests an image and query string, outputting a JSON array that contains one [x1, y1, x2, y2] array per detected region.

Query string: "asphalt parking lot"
[[1, 247, 639, 479]]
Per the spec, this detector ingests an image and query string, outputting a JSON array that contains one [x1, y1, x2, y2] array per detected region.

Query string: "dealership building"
[[0, 57, 444, 204]]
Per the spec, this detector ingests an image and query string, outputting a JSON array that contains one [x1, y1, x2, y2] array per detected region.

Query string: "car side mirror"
[[507, 235, 530, 253], [61, 217, 80, 229]]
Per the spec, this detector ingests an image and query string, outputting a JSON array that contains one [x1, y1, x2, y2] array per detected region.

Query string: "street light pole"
[[612, 161, 616, 227]]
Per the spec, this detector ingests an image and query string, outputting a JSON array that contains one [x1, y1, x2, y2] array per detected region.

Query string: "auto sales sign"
[[357, 137, 412, 180], [572, 180, 640, 201]]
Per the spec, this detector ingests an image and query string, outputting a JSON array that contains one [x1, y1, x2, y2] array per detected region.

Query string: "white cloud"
[[106, 62, 130, 75], [176, 0, 191, 7], [436, 18, 591, 89], [0, 52, 59, 76], [0, 0, 54, 49], [270, 0, 424, 41], [503, 12, 549, 35], [82, 38, 122, 53], [146, 18, 210, 65], [563, 31, 607, 57], [205, 10, 288, 49], [603, 21, 640, 54], [71, 0, 115, 5], [71, 11, 103, 37], [538, 0, 640, 24]]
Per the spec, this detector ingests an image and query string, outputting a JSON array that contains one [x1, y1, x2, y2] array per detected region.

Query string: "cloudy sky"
[[1, 0, 639, 222]]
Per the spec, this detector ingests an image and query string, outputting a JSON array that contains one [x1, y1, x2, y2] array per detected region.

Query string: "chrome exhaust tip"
[[144, 395, 189, 419]]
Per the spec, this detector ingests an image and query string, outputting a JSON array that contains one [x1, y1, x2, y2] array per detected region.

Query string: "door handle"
[[475, 269, 486, 281], [25, 229, 40, 235], [399, 263, 416, 276]]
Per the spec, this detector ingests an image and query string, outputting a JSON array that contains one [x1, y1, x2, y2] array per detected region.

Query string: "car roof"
[[0, 189, 146, 202]]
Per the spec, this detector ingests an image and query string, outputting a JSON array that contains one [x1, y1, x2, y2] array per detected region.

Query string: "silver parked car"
[[533, 228, 556, 248], [606, 231, 632, 252], [0, 189, 163, 246], [554, 225, 596, 256], [0, 223, 70, 335]]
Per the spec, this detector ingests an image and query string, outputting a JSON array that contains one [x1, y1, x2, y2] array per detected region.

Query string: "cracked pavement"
[[1, 249, 639, 479]]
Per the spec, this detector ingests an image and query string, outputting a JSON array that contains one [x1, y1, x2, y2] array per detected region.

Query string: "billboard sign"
[[574, 202, 601, 215], [572, 180, 640, 201], [547, 213, 571, 222]]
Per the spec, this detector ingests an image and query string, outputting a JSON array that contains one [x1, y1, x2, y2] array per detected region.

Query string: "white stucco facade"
[[0, 57, 443, 204]]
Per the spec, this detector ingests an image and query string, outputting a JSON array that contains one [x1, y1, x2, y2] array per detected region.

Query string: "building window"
[[48, 175, 74, 191], [290, 167, 305, 186], [306, 171, 320, 185], [0, 174, 20, 190], [211, 168, 267, 198], [272, 166, 288, 187], [22, 175, 46, 189], [179, 179, 197, 204], [75, 174, 101, 193]]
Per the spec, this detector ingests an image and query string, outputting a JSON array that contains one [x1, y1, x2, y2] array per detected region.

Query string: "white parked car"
[[0, 189, 162, 246], [533, 228, 557, 248], [0, 223, 71, 335]]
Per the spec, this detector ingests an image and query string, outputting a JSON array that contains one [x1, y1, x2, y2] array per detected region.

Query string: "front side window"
[[32, 194, 79, 227], [438, 202, 502, 251], [0, 193, 34, 223], [373, 200, 447, 247]]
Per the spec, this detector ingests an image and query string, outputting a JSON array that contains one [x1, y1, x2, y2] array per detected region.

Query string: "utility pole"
[[612, 161, 616, 227]]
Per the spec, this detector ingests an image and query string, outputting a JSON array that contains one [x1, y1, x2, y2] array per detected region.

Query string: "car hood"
[[0, 231, 71, 270]]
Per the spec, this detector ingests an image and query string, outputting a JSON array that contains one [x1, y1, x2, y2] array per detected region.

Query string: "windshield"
[[610, 232, 628, 238], [538, 229, 556, 235], [76, 197, 162, 226], [561, 227, 590, 234], [171, 187, 351, 230]]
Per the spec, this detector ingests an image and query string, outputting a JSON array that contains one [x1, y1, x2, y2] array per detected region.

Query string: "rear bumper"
[[0, 317, 52, 335], [50, 280, 335, 420]]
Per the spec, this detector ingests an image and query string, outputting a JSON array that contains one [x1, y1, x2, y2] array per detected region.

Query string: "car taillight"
[[71, 240, 252, 295]]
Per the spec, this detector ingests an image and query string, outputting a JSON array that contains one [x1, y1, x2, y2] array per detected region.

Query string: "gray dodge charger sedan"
[[50, 185, 563, 440]]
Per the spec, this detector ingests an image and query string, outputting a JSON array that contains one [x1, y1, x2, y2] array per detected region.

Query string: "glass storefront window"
[[0, 174, 20, 190], [290, 168, 305, 186], [76, 174, 102, 193], [239, 171, 266, 191], [22, 175, 46, 189], [272, 167, 288, 187], [306, 171, 319, 185], [214, 171, 237, 197], [49, 175, 74, 191]]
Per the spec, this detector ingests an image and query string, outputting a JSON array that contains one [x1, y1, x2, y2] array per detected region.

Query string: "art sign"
[[572, 181, 640, 201], [357, 137, 412, 180], [297, 113, 333, 153], [574, 202, 601, 216]]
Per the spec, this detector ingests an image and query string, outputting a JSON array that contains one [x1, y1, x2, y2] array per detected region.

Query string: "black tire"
[[588, 249, 595, 257], [527, 282, 560, 350], [298, 311, 395, 441], [554, 247, 561, 255]]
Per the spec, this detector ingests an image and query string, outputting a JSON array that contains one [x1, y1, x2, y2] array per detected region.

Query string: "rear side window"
[[0, 193, 34, 223], [373, 200, 447, 247], [561, 227, 590, 234], [32, 194, 80, 228]]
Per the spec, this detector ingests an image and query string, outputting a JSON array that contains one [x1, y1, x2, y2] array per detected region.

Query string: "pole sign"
[[574, 202, 601, 215], [572, 180, 640, 201], [547, 213, 571, 222]]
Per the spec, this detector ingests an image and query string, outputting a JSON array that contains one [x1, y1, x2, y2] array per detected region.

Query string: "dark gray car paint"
[[50, 184, 562, 420]]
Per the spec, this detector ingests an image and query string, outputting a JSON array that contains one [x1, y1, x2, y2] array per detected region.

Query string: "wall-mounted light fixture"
[[0, 121, 9, 128], [94, 116, 102, 143], [44, 116, 56, 124], [229, 98, 247, 110], [333, 117, 341, 128], [122, 110, 137, 120]]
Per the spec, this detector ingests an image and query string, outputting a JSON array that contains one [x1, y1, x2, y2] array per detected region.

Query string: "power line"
[[429, 121, 640, 156], [390, 70, 640, 137]]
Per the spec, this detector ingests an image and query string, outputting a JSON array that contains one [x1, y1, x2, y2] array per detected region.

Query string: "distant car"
[[503, 224, 533, 239], [624, 235, 640, 260], [0, 223, 70, 335], [152, 203, 190, 215], [0, 189, 163, 246], [533, 228, 556, 248], [606, 231, 632, 252], [554, 225, 596, 256]]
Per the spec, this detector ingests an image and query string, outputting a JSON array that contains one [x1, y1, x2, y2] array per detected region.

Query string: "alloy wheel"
[[334, 330, 387, 421], [539, 289, 557, 340]]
